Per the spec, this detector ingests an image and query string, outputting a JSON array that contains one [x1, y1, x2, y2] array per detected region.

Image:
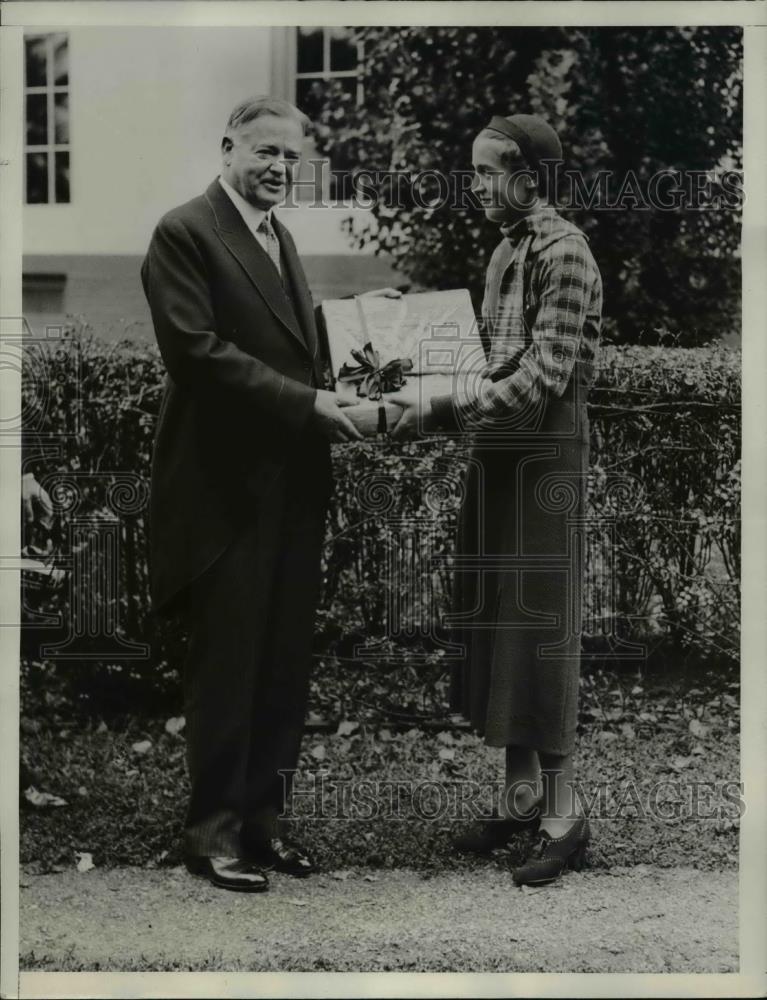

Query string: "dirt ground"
[[19, 864, 737, 973]]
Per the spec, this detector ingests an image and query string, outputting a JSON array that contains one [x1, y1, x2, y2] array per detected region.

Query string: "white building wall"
[[23, 26, 368, 257]]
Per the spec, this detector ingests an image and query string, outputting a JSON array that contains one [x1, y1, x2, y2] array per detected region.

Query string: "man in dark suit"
[[142, 96, 392, 892]]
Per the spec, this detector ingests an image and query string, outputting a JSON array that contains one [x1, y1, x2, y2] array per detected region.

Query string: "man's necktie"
[[258, 216, 281, 276]]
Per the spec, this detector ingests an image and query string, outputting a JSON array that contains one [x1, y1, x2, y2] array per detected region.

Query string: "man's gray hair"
[[225, 96, 310, 137]]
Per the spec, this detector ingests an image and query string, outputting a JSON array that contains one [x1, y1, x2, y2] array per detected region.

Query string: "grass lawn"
[[21, 666, 740, 874]]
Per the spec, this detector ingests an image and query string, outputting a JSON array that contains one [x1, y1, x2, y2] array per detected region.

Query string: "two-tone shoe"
[[185, 855, 269, 892], [243, 835, 315, 878], [511, 815, 590, 886]]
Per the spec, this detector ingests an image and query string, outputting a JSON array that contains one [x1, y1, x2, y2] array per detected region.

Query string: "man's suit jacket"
[[141, 178, 332, 616]]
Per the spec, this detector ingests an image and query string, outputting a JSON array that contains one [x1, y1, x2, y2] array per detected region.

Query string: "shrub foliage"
[[21, 329, 740, 716], [305, 26, 742, 345]]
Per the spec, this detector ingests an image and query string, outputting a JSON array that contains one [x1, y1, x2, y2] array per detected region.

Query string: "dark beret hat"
[[484, 114, 563, 191]]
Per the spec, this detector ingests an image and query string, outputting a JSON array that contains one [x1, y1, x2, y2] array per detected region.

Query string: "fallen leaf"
[[599, 731, 619, 742], [75, 851, 95, 873], [671, 755, 693, 771], [287, 898, 309, 907], [336, 720, 359, 738], [131, 740, 152, 754], [362, 874, 379, 882], [97, 721, 108, 733], [309, 744, 326, 761], [329, 870, 351, 880], [24, 786, 68, 808], [716, 817, 737, 833], [438, 747, 456, 761], [165, 716, 186, 736], [689, 719, 708, 739], [620, 723, 635, 740]]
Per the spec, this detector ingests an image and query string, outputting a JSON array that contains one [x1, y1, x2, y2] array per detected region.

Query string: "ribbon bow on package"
[[337, 343, 413, 402], [321, 288, 475, 436]]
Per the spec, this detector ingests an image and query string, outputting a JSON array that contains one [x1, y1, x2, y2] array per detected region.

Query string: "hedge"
[[20, 325, 740, 718]]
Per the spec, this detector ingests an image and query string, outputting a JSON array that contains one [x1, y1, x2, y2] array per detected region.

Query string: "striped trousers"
[[180, 464, 327, 857]]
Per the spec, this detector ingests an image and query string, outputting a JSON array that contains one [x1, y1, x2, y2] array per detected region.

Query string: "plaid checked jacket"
[[431, 206, 602, 429]]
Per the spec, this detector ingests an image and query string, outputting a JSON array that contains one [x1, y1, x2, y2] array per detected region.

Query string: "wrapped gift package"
[[334, 371, 458, 435], [321, 289, 480, 436]]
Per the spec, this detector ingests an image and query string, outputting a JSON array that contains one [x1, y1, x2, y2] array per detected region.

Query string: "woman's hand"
[[385, 382, 435, 440]]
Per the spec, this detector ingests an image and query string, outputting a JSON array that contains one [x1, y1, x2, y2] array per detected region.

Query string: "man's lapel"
[[273, 215, 318, 363], [204, 179, 309, 353]]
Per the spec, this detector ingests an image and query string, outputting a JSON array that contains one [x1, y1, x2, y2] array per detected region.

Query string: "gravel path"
[[20, 865, 737, 973]]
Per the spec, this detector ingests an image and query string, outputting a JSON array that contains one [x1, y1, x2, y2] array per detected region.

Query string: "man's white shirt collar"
[[218, 176, 273, 239]]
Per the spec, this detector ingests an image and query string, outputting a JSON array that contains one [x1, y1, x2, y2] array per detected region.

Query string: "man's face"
[[221, 115, 304, 210], [471, 133, 536, 222]]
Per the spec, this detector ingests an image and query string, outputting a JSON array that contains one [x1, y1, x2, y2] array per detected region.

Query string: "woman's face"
[[471, 132, 536, 222]]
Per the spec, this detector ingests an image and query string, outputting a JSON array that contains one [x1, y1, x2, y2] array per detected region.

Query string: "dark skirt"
[[449, 381, 589, 755]]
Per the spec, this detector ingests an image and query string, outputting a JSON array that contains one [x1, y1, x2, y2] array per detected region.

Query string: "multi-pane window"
[[24, 33, 70, 204], [295, 27, 362, 200], [295, 26, 363, 112]]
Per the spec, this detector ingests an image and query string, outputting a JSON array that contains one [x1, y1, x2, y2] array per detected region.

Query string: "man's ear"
[[221, 135, 233, 161]]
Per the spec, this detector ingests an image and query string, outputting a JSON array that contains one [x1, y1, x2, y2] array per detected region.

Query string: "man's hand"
[[385, 382, 436, 441], [311, 389, 364, 443], [358, 287, 403, 299]]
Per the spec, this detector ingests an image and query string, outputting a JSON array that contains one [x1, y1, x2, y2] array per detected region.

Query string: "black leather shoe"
[[453, 808, 541, 855], [512, 815, 590, 886], [185, 855, 269, 892], [244, 836, 314, 878]]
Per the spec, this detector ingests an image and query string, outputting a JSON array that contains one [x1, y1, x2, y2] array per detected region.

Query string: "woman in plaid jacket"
[[389, 114, 603, 885]]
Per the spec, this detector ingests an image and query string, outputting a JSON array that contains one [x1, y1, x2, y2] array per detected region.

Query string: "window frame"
[[294, 26, 364, 106], [24, 31, 71, 205], [271, 26, 363, 204]]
